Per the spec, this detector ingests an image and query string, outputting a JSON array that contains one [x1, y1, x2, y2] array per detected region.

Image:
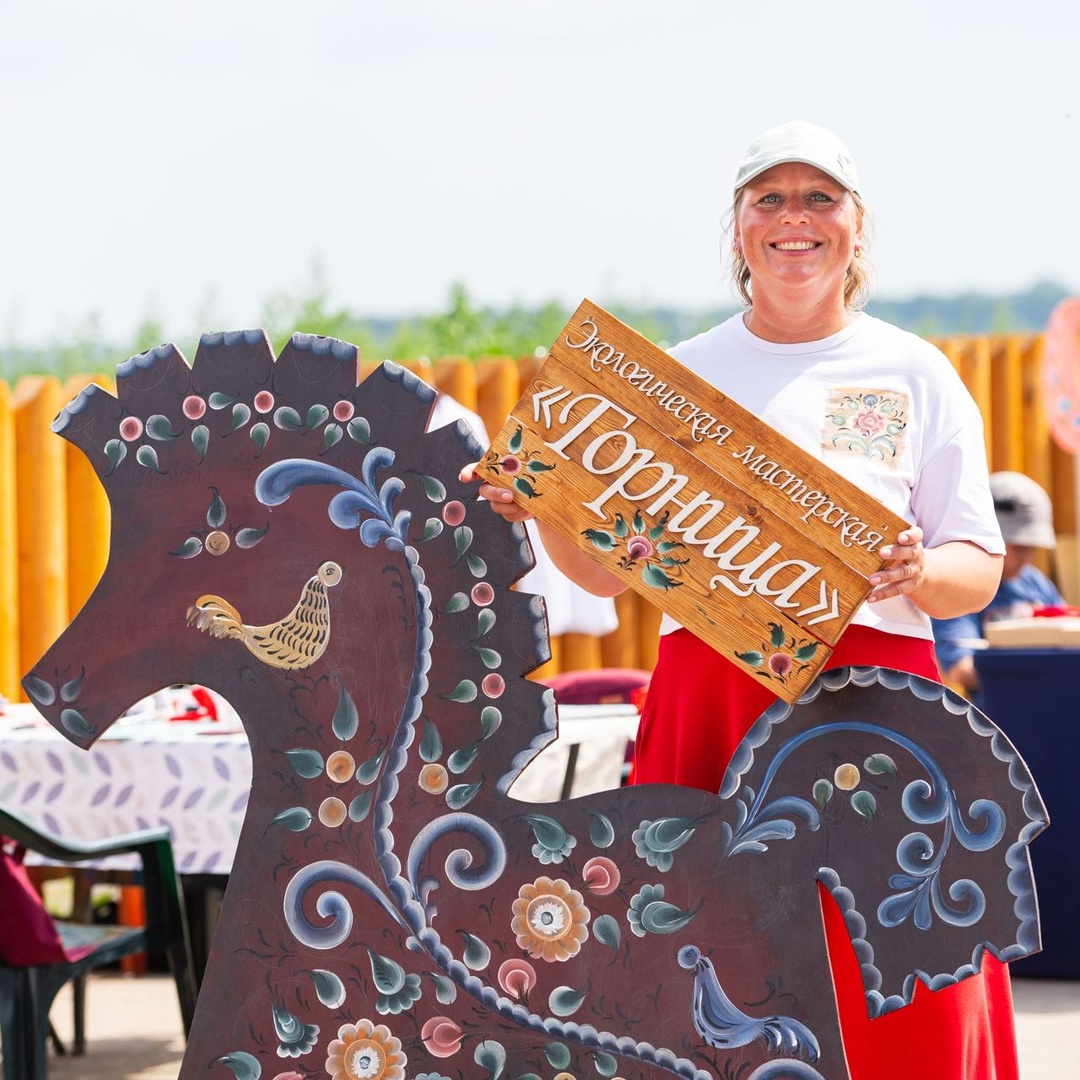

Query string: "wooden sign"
[[477, 300, 911, 702]]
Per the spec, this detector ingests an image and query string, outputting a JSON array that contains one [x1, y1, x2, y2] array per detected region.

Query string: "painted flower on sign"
[[735, 622, 819, 685], [325, 1019, 406, 1080], [581, 510, 689, 591], [812, 752, 897, 820], [512, 876, 591, 961], [481, 425, 557, 500]]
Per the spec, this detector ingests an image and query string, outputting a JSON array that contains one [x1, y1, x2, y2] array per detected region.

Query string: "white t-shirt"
[[658, 312, 1004, 640]]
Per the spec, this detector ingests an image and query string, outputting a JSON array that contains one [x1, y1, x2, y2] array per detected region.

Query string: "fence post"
[[433, 357, 478, 414], [475, 358, 520, 447], [63, 375, 113, 621], [14, 375, 68, 699], [989, 335, 1026, 473]]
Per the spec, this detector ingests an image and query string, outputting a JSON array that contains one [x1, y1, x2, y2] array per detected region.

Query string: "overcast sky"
[[1, 0, 1076, 347]]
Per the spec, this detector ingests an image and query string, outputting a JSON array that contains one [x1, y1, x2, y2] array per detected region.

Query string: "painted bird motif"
[[187, 560, 342, 670], [677, 944, 821, 1062]]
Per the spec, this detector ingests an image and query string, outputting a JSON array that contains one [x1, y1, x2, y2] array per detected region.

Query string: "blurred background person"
[[933, 470, 1065, 699]]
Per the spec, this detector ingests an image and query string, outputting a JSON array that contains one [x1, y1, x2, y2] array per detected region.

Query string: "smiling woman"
[[471, 119, 1015, 1080]]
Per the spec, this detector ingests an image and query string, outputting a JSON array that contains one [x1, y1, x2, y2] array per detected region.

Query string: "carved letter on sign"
[[477, 299, 911, 702]]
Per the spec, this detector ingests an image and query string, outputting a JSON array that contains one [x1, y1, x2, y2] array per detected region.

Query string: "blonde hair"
[[727, 189, 875, 311]]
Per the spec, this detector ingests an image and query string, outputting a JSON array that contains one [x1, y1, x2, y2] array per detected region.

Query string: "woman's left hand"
[[867, 527, 925, 603]]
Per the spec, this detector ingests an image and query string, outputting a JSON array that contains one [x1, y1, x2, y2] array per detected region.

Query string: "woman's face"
[[734, 162, 863, 304]]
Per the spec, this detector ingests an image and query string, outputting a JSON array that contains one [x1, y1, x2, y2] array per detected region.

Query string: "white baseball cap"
[[734, 121, 861, 196]]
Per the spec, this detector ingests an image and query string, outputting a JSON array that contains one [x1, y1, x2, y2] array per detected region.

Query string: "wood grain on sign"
[[477, 299, 910, 702]]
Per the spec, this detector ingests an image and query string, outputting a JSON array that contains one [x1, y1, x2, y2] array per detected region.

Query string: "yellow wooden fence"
[[1, 334, 1076, 703]]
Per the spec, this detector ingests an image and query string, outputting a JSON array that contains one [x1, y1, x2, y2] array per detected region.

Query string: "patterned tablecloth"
[[0, 700, 639, 875], [0, 704, 252, 875]]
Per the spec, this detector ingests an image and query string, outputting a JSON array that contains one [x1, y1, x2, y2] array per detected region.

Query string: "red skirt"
[[631, 625, 1019, 1080]]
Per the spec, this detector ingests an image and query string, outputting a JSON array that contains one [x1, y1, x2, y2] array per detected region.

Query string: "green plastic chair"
[[0, 807, 198, 1080]]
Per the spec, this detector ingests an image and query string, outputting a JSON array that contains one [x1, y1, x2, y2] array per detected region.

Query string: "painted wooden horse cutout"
[[24, 331, 1047, 1080]]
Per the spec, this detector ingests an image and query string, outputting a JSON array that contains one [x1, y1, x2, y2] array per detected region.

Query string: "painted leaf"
[[467, 554, 487, 577], [589, 810, 615, 848], [769, 622, 787, 649], [284, 748, 324, 779], [135, 444, 162, 472], [612, 513, 629, 538], [420, 474, 447, 501], [851, 789, 878, 819], [348, 792, 373, 822], [170, 536, 203, 560], [474, 647, 501, 669], [274, 406, 304, 430], [230, 402, 251, 430], [208, 391, 237, 410], [323, 422, 343, 451], [641, 564, 681, 590], [583, 529, 616, 551], [795, 643, 820, 661], [310, 968, 346, 1008], [444, 592, 469, 613], [446, 679, 478, 702], [420, 719, 443, 762], [356, 750, 384, 784], [548, 985, 587, 1017], [249, 422, 269, 453], [347, 416, 372, 443], [207, 487, 227, 527], [813, 778, 834, 808], [507, 424, 523, 452], [454, 525, 473, 558], [446, 782, 482, 809], [188, 424, 208, 460], [429, 971, 457, 1004], [447, 745, 479, 773], [271, 807, 312, 832], [735, 650, 765, 667], [479, 707, 501, 739], [477, 607, 496, 636], [60, 709, 92, 738], [475, 1041, 506, 1076], [146, 413, 179, 440], [214, 1051, 261, 1080], [104, 438, 127, 472], [513, 476, 540, 498], [25, 675, 56, 706], [305, 404, 329, 430], [864, 752, 897, 776], [594, 1051, 619, 1077], [593, 913, 620, 951], [459, 930, 491, 971], [423, 517, 444, 540], [544, 1042, 572, 1069], [367, 947, 407, 993], [332, 684, 359, 740], [235, 525, 269, 549]]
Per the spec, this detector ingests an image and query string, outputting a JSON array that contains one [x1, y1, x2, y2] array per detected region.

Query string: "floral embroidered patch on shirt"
[[822, 388, 908, 463]]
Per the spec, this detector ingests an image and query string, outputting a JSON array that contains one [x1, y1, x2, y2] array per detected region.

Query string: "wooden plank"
[[14, 375, 68, 699], [477, 300, 909, 703], [63, 374, 113, 620], [989, 336, 1024, 473]]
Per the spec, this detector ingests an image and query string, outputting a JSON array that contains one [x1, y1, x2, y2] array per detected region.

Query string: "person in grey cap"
[[933, 471, 1064, 696], [468, 120, 1012, 1078]]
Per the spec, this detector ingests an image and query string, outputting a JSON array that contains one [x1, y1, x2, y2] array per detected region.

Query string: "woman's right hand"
[[458, 463, 535, 523]]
